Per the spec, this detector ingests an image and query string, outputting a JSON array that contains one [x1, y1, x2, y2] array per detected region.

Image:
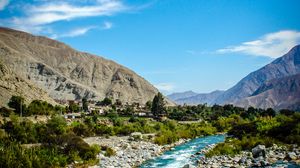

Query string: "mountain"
[[0, 59, 56, 106], [171, 45, 300, 110], [0, 27, 162, 105], [168, 91, 198, 101], [235, 73, 300, 110], [214, 45, 300, 105], [169, 90, 224, 105]]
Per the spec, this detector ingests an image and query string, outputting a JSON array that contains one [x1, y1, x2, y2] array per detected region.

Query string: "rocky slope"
[[0, 59, 56, 106], [0, 27, 161, 105], [214, 45, 300, 104], [235, 73, 300, 110]]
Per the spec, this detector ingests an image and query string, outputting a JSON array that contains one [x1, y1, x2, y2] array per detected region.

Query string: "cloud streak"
[[217, 30, 300, 58], [3, 0, 128, 34], [102, 21, 113, 29], [52, 26, 97, 39], [16, 1, 126, 26], [0, 0, 9, 10], [154, 83, 175, 93]]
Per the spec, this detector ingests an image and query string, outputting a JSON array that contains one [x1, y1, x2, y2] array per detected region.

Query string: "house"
[[64, 113, 81, 119], [89, 106, 105, 115]]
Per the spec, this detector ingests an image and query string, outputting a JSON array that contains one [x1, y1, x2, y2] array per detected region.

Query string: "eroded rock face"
[[0, 59, 56, 106], [0, 27, 162, 105], [235, 73, 300, 110]]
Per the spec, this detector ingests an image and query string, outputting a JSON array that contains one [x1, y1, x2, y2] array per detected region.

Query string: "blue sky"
[[1, 0, 300, 94]]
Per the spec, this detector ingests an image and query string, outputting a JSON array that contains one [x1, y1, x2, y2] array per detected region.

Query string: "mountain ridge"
[[169, 45, 300, 110], [0, 27, 166, 105]]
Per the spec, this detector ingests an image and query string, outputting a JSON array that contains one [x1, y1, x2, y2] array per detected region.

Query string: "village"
[[54, 98, 154, 120]]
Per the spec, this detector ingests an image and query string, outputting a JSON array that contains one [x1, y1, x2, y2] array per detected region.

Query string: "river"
[[140, 134, 299, 168], [140, 134, 225, 168]]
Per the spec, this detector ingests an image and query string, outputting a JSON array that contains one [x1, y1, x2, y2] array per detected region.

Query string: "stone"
[[183, 164, 191, 168], [238, 156, 247, 164], [286, 152, 297, 160], [252, 145, 266, 158]]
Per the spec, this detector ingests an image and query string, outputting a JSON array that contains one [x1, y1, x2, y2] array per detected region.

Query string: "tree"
[[145, 101, 152, 111], [115, 99, 122, 107], [82, 98, 89, 112], [69, 102, 80, 113], [151, 92, 166, 117], [101, 97, 112, 106], [8, 96, 26, 116]]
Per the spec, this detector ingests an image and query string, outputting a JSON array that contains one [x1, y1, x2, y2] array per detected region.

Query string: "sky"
[[1, 0, 300, 95]]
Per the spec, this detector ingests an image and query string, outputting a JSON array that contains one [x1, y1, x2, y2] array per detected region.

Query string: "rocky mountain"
[[0, 59, 56, 106], [168, 91, 198, 102], [0, 27, 162, 105], [170, 45, 300, 110], [215, 45, 300, 104], [235, 73, 300, 110], [169, 90, 224, 105]]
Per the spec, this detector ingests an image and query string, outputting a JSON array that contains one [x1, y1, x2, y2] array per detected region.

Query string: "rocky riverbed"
[[197, 144, 300, 168], [84, 134, 188, 168]]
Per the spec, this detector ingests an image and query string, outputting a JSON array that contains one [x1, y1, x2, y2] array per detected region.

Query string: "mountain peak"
[[290, 44, 300, 65]]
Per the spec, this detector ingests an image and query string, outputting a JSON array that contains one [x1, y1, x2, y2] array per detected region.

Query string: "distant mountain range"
[[168, 45, 300, 110], [0, 27, 166, 106], [169, 90, 224, 105]]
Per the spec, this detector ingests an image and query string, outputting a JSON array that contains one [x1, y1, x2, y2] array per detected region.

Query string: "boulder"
[[130, 132, 143, 140], [182, 164, 191, 168], [286, 152, 297, 160], [252, 145, 266, 158]]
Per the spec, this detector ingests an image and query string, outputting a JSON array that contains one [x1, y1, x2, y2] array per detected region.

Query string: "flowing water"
[[140, 134, 225, 168], [140, 134, 299, 168]]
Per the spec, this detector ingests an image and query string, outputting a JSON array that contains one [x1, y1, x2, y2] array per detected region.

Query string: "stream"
[[140, 134, 225, 168], [140, 134, 299, 168]]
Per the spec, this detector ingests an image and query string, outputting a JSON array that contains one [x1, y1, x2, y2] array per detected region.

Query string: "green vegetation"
[[1, 95, 299, 166], [151, 92, 167, 118], [82, 98, 89, 112], [0, 115, 100, 167], [206, 111, 300, 157], [8, 95, 26, 115], [6, 96, 65, 116]]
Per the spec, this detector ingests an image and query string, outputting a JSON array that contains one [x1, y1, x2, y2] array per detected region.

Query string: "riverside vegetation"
[[0, 93, 299, 167]]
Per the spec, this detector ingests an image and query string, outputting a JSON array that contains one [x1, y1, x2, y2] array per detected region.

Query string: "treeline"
[[0, 96, 65, 117], [167, 104, 278, 121]]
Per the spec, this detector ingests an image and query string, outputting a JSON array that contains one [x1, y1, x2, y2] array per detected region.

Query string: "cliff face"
[[235, 74, 300, 110], [0, 27, 160, 105], [0, 58, 56, 106]]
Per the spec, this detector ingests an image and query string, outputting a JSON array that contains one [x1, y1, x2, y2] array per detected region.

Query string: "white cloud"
[[5, 0, 127, 34], [217, 30, 300, 58], [154, 83, 175, 93], [0, 0, 9, 10], [102, 21, 113, 29], [21, 1, 125, 26], [53, 26, 96, 39]]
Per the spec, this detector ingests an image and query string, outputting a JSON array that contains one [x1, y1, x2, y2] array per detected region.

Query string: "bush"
[[0, 107, 13, 117], [154, 130, 179, 145], [104, 147, 116, 157]]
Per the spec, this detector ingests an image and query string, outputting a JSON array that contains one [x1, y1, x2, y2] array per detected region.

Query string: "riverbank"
[[84, 135, 188, 168], [197, 144, 300, 168]]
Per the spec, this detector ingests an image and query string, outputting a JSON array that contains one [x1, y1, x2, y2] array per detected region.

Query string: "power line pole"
[[20, 100, 22, 117]]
